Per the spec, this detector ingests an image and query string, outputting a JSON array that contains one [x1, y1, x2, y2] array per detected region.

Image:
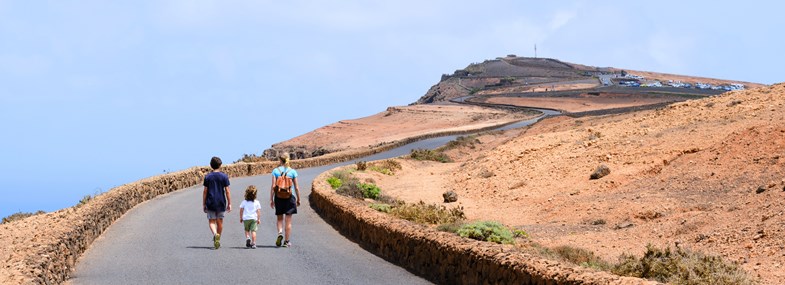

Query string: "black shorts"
[[274, 196, 297, 215]]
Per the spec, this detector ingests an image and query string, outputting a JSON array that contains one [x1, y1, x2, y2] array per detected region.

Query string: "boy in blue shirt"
[[203, 156, 231, 249]]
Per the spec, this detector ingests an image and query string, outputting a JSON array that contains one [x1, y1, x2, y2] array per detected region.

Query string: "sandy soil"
[[369, 84, 785, 283], [485, 93, 677, 113], [270, 104, 535, 153]]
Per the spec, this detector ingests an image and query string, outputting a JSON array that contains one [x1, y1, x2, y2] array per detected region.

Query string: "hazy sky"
[[1, 1, 783, 217]]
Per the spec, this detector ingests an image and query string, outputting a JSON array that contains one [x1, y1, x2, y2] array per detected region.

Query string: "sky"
[[1, 1, 783, 218]]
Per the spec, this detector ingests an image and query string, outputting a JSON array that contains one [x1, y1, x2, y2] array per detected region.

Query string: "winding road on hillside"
[[70, 108, 558, 284]]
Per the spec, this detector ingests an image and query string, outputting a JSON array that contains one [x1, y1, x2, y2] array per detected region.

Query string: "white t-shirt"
[[239, 200, 262, 220]]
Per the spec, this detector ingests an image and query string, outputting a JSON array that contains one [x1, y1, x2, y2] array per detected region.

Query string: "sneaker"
[[275, 233, 283, 247], [246, 238, 251, 248], [214, 234, 221, 249], [283, 240, 291, 248], [250, 243, 257, 249]]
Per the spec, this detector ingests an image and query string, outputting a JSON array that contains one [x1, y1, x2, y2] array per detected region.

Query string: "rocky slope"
[[373, 83, 785, 283]]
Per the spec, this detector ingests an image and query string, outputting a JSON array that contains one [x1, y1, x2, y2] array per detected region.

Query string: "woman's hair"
[[244, 185, 257, 201], [278, 152, 291, 167]]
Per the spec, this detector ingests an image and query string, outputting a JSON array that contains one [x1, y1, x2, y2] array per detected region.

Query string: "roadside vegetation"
[[1, 210, 46, 224]]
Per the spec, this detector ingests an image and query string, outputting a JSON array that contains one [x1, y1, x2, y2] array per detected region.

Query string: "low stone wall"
[[0, 117, 539, 285], [310, 171, 658, 285]]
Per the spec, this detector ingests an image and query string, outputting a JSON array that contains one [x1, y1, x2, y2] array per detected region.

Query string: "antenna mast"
[[534, 44, 537, 58]]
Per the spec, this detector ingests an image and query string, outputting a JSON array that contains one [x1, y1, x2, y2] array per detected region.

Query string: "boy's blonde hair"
[[244, 185, 257, 201]]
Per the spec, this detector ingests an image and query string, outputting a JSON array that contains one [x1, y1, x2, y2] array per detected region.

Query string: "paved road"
[[70, 162, 431, 285], [70, 111, 550, 285]]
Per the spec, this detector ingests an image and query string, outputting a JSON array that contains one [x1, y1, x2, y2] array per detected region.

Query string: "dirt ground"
[[368, 84, 785, 283], [269, 104, 535, 154]]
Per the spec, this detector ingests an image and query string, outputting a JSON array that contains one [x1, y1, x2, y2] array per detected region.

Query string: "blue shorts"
[[206, 210, 225, 220]]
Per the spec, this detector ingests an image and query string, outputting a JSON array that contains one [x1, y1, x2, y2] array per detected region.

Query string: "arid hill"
[[370, 83, 785, 283]]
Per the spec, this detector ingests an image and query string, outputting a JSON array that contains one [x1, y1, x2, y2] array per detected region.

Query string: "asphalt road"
[[69, 112, 550, 285]]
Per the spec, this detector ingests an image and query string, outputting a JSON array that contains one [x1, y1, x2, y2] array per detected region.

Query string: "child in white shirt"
[[239, 185, 262, 248]]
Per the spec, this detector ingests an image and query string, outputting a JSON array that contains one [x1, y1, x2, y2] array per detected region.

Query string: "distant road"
[[70, 107, 550, 284]]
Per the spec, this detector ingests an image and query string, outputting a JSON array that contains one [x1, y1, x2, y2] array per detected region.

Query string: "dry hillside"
[[372, 83, 785, 283]]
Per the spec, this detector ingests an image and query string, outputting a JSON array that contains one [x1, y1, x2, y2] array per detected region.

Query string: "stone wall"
[[310, 170, 658, 285]]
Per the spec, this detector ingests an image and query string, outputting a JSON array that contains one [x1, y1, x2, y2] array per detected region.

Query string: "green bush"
[[389, 201, 465, 225], [358, 183, 381, 199], [612, 244, 756, 285], [410, 149, 451, 163], [1, 210, 45, 224], [326, 176, 342, 189], [370, 203, 392, 213], [456, 221, 515, 244]]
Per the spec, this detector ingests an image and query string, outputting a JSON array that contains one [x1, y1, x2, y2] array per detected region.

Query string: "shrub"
[[389, 201, 465, 225], [356, 161, 368, 171], [513, 229, 529, 238], [370, 203, 392, 213], [456, 221, 515, 244], [442, 135, 481, 151], [437, 221, 465, 233], [368, 159, 402, 175], [553, 245, 610, 270], [336, 184, 364, 199], [326, 176, 342, 189], [358, 183, 381, 199], [1, 210, 45, 224], [612, 244, 756, 285], [78, 195, 92, 207], [410, 149, 451, 163]]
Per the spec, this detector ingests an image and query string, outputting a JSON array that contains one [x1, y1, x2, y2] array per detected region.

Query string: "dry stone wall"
[[310, 171, 658, 285]]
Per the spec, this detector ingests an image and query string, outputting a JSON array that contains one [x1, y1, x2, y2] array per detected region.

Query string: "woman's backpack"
[[274, 167, 293, 199]]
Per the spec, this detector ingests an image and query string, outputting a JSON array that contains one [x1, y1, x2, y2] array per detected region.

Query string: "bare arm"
[[293, 177, 301, 206], [202, 187, 208, 213], [239, 206, 244, 223], [270, 175, 276, 208], [225, 186, 232, 212], [256, 208, 261, 224]]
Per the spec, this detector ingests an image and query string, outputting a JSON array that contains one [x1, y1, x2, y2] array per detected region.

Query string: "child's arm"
[[239, 206, 244, 223], [256, 207, 261, 224], [225, 186, 232, 212], [202, 187, 208, 212]]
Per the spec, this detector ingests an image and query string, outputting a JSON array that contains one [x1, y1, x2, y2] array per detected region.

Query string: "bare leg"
[[251, 231, 257, 244], [276, 215, 284, 234], [208, 219, 218, 236], [245, 230, 251, 239], [284, 214, 293, 241], [216, 219, 224, 235]]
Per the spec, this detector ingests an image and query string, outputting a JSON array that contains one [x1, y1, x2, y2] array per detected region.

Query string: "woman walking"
[[270, 152, 300, 247]]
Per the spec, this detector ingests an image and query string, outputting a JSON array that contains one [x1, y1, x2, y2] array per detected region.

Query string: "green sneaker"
[[214, 234, 221, 249], [275, 233, 283, 247]]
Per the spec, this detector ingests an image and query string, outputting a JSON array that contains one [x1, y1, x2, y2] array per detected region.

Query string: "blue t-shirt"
[[272, 166, 298, 182], [203, 171, 230, 212]]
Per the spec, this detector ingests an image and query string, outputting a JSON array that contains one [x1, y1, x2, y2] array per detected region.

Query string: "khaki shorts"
[[243, 219, 258, 232]]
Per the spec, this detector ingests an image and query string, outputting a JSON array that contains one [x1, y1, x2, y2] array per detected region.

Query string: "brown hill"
[[416, 56, 763, 105], [371, 83, 785, 283]]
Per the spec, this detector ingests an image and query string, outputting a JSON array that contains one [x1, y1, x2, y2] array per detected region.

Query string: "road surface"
[[70, 112, 551, 285]]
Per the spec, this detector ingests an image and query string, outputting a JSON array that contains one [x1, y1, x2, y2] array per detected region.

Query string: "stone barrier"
[[310, 170, 658, 285]]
